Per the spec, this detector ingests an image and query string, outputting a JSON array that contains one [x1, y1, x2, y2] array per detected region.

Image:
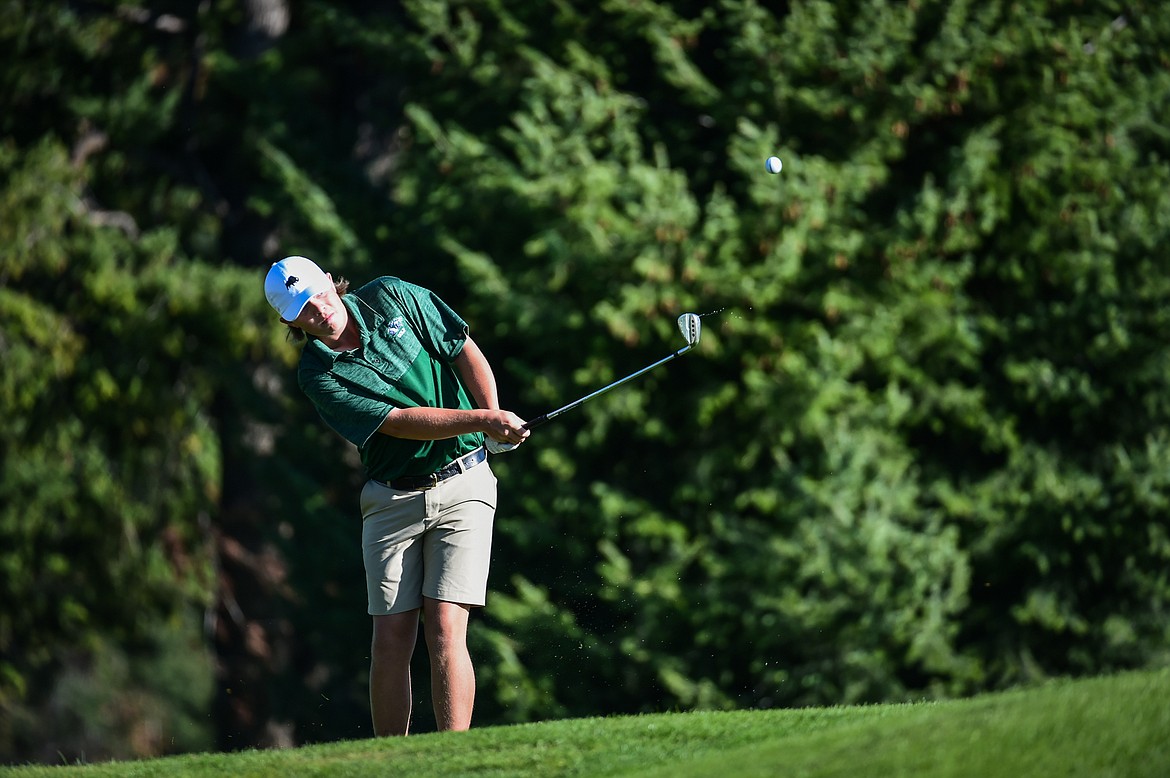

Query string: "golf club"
[[523, 313, 702, 430]]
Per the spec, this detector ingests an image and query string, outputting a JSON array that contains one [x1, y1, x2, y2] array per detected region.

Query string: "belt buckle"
[[425, 472, 440, 489]]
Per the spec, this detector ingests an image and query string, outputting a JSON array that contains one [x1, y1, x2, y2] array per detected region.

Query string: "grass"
[[4, 668, 1167, 777]]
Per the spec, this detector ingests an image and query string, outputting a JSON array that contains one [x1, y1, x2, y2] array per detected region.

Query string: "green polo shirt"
[[297, 276, 484, 482]]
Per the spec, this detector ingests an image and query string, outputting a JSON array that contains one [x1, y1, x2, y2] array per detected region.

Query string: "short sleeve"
[[383, 279, 469, 363], [299, 363, 394, 449]]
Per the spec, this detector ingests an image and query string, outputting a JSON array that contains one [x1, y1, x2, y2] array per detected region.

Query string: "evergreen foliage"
[[1, 0, 1167, 762]]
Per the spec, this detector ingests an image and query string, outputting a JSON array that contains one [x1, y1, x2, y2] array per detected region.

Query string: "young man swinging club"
[[264, 255, 530, 735]]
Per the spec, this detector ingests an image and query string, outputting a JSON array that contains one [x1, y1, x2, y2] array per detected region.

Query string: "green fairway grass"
[[5, 668, 1167, 777]]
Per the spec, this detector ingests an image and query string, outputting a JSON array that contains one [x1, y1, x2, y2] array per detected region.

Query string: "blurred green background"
[[2, 0, 1168, 764]]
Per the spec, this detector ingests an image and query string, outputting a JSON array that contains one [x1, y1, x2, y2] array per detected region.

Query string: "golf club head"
[[678, 313, 701, 347]]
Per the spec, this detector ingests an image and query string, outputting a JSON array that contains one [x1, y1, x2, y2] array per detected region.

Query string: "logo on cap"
[[264, 256, 331, 320]]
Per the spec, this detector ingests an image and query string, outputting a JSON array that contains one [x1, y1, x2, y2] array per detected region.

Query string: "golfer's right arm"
[[378, 337, 529, 444], [378, 406, 527, 443], [300, 359, 526, 446]]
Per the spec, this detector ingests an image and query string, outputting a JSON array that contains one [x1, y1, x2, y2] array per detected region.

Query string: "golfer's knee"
[[423, 607, 469, 654], [424, 620, 455, 651], [372, 612, 419, 658]]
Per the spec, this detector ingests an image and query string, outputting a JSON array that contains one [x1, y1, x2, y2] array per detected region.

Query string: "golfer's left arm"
[[455, 337, 532, 447], [454, 337, 500, 411]]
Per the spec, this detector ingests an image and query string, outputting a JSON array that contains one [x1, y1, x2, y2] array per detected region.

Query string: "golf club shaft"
[[524, 344, 693, 430]]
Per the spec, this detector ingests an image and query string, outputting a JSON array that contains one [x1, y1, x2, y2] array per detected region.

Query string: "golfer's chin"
[[307, 319, 342, 340]]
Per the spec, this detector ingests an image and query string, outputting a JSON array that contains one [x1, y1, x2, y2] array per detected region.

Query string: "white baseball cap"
[[264, 256, 333, 320]]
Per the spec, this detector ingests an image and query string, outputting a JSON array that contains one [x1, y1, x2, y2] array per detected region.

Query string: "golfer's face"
[[292, 287, 346, 339]]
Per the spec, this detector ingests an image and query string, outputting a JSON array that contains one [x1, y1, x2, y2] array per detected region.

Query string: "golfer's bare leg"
[[422, 598, 475, 731], [370, 610, 420, 736]]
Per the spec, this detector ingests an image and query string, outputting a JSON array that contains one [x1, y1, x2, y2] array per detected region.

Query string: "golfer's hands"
[[483, 410, 529, 454], [485, 438, 518, 454]]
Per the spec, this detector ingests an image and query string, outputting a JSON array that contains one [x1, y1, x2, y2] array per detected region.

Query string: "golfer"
[[264, 255, 529, 736]]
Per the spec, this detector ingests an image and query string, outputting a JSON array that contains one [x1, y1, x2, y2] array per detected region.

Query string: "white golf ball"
[[765, 156, 783, 174]]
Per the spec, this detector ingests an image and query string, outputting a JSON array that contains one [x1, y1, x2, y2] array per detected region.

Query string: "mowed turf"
[[5, 668, 1167, 777]]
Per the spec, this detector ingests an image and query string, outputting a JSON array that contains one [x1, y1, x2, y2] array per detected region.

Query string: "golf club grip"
[[523, 414, 549, 431]]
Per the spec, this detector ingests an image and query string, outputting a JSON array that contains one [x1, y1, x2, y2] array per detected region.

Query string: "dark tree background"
[[2, 0, 1168, 763]]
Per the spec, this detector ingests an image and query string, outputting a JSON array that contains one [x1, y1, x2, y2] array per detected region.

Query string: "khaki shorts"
[[359, 459, 497, 616]]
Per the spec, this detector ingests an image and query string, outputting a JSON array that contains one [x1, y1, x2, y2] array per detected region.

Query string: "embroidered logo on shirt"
[[386, 316, 406, 338]]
